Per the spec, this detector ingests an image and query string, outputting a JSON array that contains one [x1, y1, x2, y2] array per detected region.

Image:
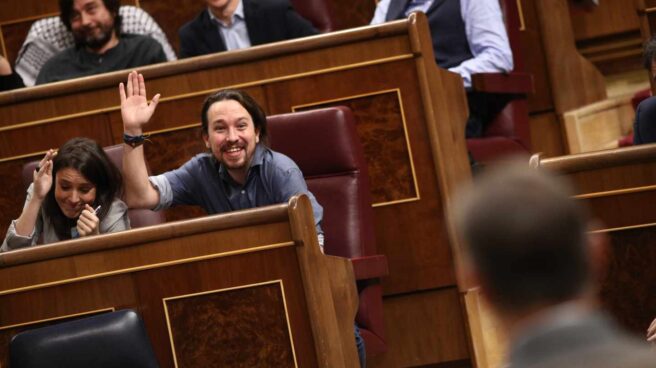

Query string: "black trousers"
[[465, 91, 514, 138]]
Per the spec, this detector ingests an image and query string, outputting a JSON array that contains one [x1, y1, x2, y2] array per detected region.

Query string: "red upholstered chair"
[[290, 0, 337, 32], [267, 106, 389, 355], [466, 0, 534, 163], [22, 144, 164, 229], [619, 87, 654, 146]]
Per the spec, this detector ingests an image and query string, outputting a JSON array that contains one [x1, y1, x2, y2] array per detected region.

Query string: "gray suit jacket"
[[508, 307, 655, 368]]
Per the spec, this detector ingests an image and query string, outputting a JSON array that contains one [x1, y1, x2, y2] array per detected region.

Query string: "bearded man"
[[35, 0, 166, 85]]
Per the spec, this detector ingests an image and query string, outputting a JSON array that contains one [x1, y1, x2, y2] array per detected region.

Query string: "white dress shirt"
[[371, 0, 513, 88], [208, 0, 252, 51]]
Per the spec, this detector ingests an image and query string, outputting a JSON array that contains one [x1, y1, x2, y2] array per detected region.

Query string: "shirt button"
[[241, 190, 246, 194]]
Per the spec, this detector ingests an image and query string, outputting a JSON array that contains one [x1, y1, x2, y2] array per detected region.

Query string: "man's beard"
[[73, 23, 116, 51]]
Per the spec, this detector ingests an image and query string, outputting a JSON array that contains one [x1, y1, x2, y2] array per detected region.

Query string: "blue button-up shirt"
[[149, 144, 323, 234]]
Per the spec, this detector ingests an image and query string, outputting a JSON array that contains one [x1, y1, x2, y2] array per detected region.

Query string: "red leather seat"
[[466, 0, 534, 163], [268, 106, 389, 355], [290, 0, 336, 32], [22, 144, 165, 229]]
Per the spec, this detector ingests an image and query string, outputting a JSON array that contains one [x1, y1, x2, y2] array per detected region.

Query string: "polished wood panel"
[[520, 0, 554, 113], [534, 0, 607, 115], [570, 0, 642, 74], [0, 156, 39, 241], [164, 279, 296, 366], [0, 113, 114, 157], [0, 0, 59, 23], [0, 196, 358, 368], [572, 0, 640, 39], [368, 288, 470, 368], [562, 95, 635, 154], [601, 226, 656, 336], [528, 112, 566, 158], [531, 144, 656, 341], [296, 90, 417, 204]]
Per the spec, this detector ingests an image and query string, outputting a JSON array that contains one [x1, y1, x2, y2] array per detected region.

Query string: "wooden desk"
[[532, 145, 656, 337], [0, 14, 472, 366], [0, 195, 359, 367]]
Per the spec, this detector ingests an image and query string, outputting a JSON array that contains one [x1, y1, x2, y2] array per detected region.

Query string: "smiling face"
[[203, 99, 260, 184], [54, 167, 97, 218], [69, 0, 117, 52]]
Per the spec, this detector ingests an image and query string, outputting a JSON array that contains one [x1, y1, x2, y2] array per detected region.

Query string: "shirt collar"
[[217, 144, 267, 184], [207, 0, 245, 27]]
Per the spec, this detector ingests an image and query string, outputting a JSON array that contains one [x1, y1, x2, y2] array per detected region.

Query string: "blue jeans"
[[354, 323, 366, 367]]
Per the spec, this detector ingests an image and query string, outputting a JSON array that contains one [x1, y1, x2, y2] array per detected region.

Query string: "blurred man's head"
[[59, 0, 121, 52], [455, 162, 593, 317], [644, 36, 656, 81]]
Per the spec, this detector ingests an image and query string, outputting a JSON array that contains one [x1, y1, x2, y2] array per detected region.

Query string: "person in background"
[[371, 0, 513, 139], [633, 36, 656, 145], [0, 55, 25, 91], [454, 162, 655, 368], [1, 137, 130, 252], [35, 0, 166, 85], [178, 0, 317, 58]]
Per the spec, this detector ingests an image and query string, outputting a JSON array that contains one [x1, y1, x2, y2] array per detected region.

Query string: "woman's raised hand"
[[119, 71, 160, 136], [32, 149, 56, 200]]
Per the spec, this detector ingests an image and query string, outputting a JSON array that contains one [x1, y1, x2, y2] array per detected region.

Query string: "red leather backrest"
[[290, 0, 336, 32], [267, 107, 376, 258]]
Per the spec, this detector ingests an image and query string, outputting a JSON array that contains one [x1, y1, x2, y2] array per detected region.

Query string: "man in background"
[[371, 0, 513, 138], [633, 36, 656, 145], [36, 0, 166, 84], [178, 0, 317, 58], [454, 162, 654, 367]]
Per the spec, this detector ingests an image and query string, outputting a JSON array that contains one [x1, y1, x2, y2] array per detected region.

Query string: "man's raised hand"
[[119, 71, 160, 136]]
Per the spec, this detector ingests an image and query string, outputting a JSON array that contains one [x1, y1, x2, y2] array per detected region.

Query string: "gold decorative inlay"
[[517, 0, 526, 31], [0, 149, 48, 163], [574, 184, 656, 200], [0, 28, 6, 59], [162, 280, 298, 368], [590, 222, 656, 234], [0, 241, 295, 296], [291, 88, 421, 208], [0, 12, 60, 27], [0, 307, 114, 331]]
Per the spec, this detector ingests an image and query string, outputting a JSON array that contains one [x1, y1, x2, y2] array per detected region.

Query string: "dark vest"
[[385, 0, 473, 69]]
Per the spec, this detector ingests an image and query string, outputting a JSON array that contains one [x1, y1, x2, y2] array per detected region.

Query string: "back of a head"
[[644, 35, 656, 70], [455, 162, 590, 314]]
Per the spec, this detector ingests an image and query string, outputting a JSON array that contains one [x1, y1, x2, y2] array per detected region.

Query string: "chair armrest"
[[471, 72, 534, 94], [351, 255, 388, 281]]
